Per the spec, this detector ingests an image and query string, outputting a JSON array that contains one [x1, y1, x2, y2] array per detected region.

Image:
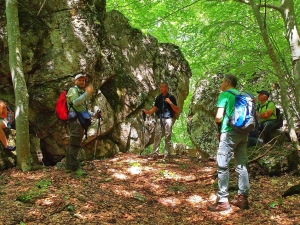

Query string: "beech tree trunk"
[[5, 0, 32, 171], [280, 0, 300, 110], [248, 0, 300, 149]]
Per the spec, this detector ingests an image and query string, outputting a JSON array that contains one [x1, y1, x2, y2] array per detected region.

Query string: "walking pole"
[[100, 116, 107, 169], [140, 111, 146, 155], [94, 110, 101, 160]]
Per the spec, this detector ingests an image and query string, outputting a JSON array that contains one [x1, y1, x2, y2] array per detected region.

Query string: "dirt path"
[[0, 152, 299, 224]]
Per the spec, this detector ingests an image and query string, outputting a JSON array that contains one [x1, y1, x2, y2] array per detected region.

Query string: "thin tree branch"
[[248, 136, 280, 164], [37, 0, 47, 16], [147, 0, 202, 26], [235, 0, 282, 12]]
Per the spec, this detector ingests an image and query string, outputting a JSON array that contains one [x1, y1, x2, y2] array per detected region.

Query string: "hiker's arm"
[[170, 103, 179, 113], [71, 85, 94, 106], [259, 102, 276, 119], [72, 92, 88, 106], [0, 102, 7, 118], [259, 109, 274, 119], [215, 107, 224, 124], [165, 97, 179, 113], [88, 110, 102, 118], [143, 106, 157, 115]]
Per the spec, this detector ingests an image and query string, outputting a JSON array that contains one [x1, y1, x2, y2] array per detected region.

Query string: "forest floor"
[[0, 152, 299, 225]]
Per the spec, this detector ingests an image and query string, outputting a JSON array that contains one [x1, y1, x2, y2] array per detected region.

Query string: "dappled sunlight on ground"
[[187, 194, 205, 205], [127, 166, 142, 175], [112, 185, 133, 198], [0, 152, 299, 224], [112, 172, 128, 180], [10, 170, 46, 180], [158, 197, 182, 207]]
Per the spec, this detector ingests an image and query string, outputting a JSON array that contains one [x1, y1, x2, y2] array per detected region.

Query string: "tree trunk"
[[280, 0, 300, 111], [249, 0, 300, 149], [5, 0, 32, 171]]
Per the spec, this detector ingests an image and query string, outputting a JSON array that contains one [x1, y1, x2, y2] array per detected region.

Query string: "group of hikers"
[[0, 73, 281, 212]]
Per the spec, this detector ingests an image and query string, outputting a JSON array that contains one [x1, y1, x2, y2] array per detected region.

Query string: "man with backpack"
[[65, 73, 101, 174], [0, 101, 16, 151], [257, 90, 278, 144], [142, 82, 179, 160], [208, 74, 250, 212]]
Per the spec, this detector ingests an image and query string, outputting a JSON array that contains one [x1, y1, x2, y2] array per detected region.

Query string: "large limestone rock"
[[0, 0, 191, 167], [248, 145, 299, 176], [187, 77, 220, 158]]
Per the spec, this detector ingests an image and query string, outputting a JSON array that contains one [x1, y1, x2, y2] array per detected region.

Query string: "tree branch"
[[148, 0, 202, 26], [235, 0, 282, 12], [248, 136, 280, 164]]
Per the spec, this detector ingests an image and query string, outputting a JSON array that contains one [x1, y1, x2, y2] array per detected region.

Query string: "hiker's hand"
[[85, 84, 94, 96], [142, 109, 147, 114], [165, 98, 173, 105], [96, 111, 102, 119], [142, 110, 146, 121]]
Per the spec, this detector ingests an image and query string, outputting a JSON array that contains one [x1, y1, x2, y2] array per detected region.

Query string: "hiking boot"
[[208, 202, 231, 212], [149, 152, 159, 160], [3, 145, 16, 151], [163, 154, 172, 162], [231, 194, 249, 209]]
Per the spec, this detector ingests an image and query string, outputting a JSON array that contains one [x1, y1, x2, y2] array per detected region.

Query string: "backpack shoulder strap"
[[223, 90, 237, 119], [225, 90, 241, 96], [67, 86, 82, 107], [225, 90, 235, 96]]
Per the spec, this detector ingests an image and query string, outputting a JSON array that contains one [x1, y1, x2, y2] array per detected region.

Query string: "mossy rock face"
[[0, 129, 45, 170], [0, 129, 17, 170], [187, 77, 221, 158], [0, 148, 16, 171], [0, 2, 191, 165], [248, 145, 299, 176]]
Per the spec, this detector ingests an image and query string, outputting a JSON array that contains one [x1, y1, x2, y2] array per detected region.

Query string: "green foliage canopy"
[[107, 0, 295, 89], [107, 0, 299, 147]]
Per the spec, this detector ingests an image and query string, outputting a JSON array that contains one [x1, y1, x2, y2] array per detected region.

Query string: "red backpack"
[[0, 100, 15, 128], [55, 90, 69, 121]]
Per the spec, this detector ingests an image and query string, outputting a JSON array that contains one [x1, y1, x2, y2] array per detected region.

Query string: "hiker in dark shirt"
[[257, 90, 278, 144], [142, 83, 179, 159]]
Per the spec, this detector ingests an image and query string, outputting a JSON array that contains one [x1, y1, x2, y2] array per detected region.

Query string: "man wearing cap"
[[257, 90, 278, 144], [65, 73, 99, 174]]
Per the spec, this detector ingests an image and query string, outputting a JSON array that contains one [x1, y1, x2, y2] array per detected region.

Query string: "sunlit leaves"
[[106, 0, 297, 146]]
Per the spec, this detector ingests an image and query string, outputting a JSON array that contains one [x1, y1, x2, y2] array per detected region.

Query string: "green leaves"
[[107, 0, 287, 90], [16, 179, 51, 203]]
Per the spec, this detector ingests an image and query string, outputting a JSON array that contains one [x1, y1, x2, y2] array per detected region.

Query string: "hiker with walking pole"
[[65, 73, 102, 175], [93, 110, 107, 168], [142, 82, 179, 160], [94, 110, 103, 160], [139, 110, 146, 155]]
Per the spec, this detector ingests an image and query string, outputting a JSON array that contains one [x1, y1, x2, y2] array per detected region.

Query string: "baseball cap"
[[74, 73, 86, 80], [257, 90, 270, 97]]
